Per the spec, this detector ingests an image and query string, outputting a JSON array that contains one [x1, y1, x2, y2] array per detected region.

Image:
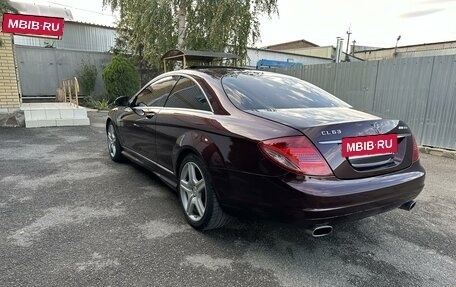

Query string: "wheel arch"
[[105, 117, 113, 131], [106, 116, 127, 149], [175, 148, 197, 176], [173, 131, 226, 175]]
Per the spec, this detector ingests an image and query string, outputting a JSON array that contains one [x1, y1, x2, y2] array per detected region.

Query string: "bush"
[[83, 97, 111, 110], [78, 60, 97, 97], [102, 55, 139, 102]]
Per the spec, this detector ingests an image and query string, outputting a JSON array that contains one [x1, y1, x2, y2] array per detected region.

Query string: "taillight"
[[259, 136, 333, 176], [412, 135, 419, 162]]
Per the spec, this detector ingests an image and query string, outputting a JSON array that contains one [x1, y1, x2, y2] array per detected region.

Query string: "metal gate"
[[15, 45, 113, 97]]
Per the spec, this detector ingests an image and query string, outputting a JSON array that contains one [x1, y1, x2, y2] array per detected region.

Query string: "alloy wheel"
[[107, 124, 117, 158], [179, 162, 207, 222]]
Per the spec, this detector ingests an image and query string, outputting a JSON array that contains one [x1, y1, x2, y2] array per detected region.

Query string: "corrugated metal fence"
[[15, 45, 113, 97], [270, 55, 456, 150], [14, 22, 116, 53]]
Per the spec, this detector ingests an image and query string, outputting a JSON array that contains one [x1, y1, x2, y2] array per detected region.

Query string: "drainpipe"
[[335, 37, 344, 63]]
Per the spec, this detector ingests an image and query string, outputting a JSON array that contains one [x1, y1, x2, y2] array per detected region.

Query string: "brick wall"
[[0, 28, 20, 111]]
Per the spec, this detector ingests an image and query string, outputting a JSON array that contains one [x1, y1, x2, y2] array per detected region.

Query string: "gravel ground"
[[0, 111, 454, 287]]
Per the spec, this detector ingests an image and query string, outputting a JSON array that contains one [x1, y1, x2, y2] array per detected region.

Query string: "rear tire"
[[106, 122, 124, 162], [178, 154, 231, 230]]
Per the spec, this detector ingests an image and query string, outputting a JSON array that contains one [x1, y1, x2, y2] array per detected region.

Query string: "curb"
[[79, 106, 98, 112], [419, 146, 456, 160]]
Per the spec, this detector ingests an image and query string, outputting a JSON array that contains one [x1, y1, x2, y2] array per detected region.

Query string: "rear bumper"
[[211, 161, 425, 225]]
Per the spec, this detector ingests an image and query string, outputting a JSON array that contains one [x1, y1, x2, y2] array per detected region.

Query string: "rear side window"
[[165, 77, 211, 111], [134, 77, 177, 107], [222, 72, 350, 110]]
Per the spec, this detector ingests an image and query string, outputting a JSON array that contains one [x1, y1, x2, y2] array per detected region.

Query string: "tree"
[[103, 0, 278, 67], [102, 55, 140, 101], [0, 0, 18, 47], [78, 60, 98, 97], [0, 0, 17, 13]]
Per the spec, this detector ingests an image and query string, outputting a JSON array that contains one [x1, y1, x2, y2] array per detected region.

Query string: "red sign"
[[2, 13, 64, 39], [341, 134, 397, 157]]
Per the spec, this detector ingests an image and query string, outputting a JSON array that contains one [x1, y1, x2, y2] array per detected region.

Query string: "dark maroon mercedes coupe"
[[106, 68, 425, 236]]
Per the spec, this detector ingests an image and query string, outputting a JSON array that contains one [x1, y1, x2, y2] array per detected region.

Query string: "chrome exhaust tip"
[[399, 200, 416, 211], [306, 225, 333, 238]]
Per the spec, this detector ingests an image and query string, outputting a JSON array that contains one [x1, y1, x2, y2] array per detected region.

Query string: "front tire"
[[106, 122, 124, 162], [178, 154, 231, 230]]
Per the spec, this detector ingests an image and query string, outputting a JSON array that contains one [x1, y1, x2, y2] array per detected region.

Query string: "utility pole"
[[352, 40, 356, 56]]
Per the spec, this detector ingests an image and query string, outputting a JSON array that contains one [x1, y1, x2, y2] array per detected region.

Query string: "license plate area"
[[341, 134, 397, 157]]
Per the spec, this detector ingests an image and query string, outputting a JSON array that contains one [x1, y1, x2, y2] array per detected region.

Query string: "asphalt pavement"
[[0, 111, 455, 287]]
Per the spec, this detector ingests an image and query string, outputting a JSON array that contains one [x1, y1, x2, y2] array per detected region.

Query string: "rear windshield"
[[222, 71, 350, 110]]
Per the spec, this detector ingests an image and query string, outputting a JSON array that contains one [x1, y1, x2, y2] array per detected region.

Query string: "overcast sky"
[[16, 0, 456, 48], [259, 0, 456, 48]]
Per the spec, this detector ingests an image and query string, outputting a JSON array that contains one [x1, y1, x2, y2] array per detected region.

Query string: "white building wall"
[[246, 48, 331, 68]]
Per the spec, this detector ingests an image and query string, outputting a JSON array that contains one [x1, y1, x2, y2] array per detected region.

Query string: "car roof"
[[178, 66, 285, 80], [183, 66, 246, 79]]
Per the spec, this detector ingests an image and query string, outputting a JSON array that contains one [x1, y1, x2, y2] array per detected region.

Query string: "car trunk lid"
[[248, 107, 414, 179]]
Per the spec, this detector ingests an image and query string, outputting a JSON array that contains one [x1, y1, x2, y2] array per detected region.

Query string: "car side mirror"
[[133, 107, 145, 116], [114, 96, 129, 107]]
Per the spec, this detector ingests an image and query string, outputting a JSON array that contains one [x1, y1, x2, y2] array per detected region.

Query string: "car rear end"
[[256, 120, 424, 224], [220, 70, 425, 225]]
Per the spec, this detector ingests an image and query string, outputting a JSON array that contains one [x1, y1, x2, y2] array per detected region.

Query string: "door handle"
[[133, 123, 139, 128], [145, 112, 155, 119]]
